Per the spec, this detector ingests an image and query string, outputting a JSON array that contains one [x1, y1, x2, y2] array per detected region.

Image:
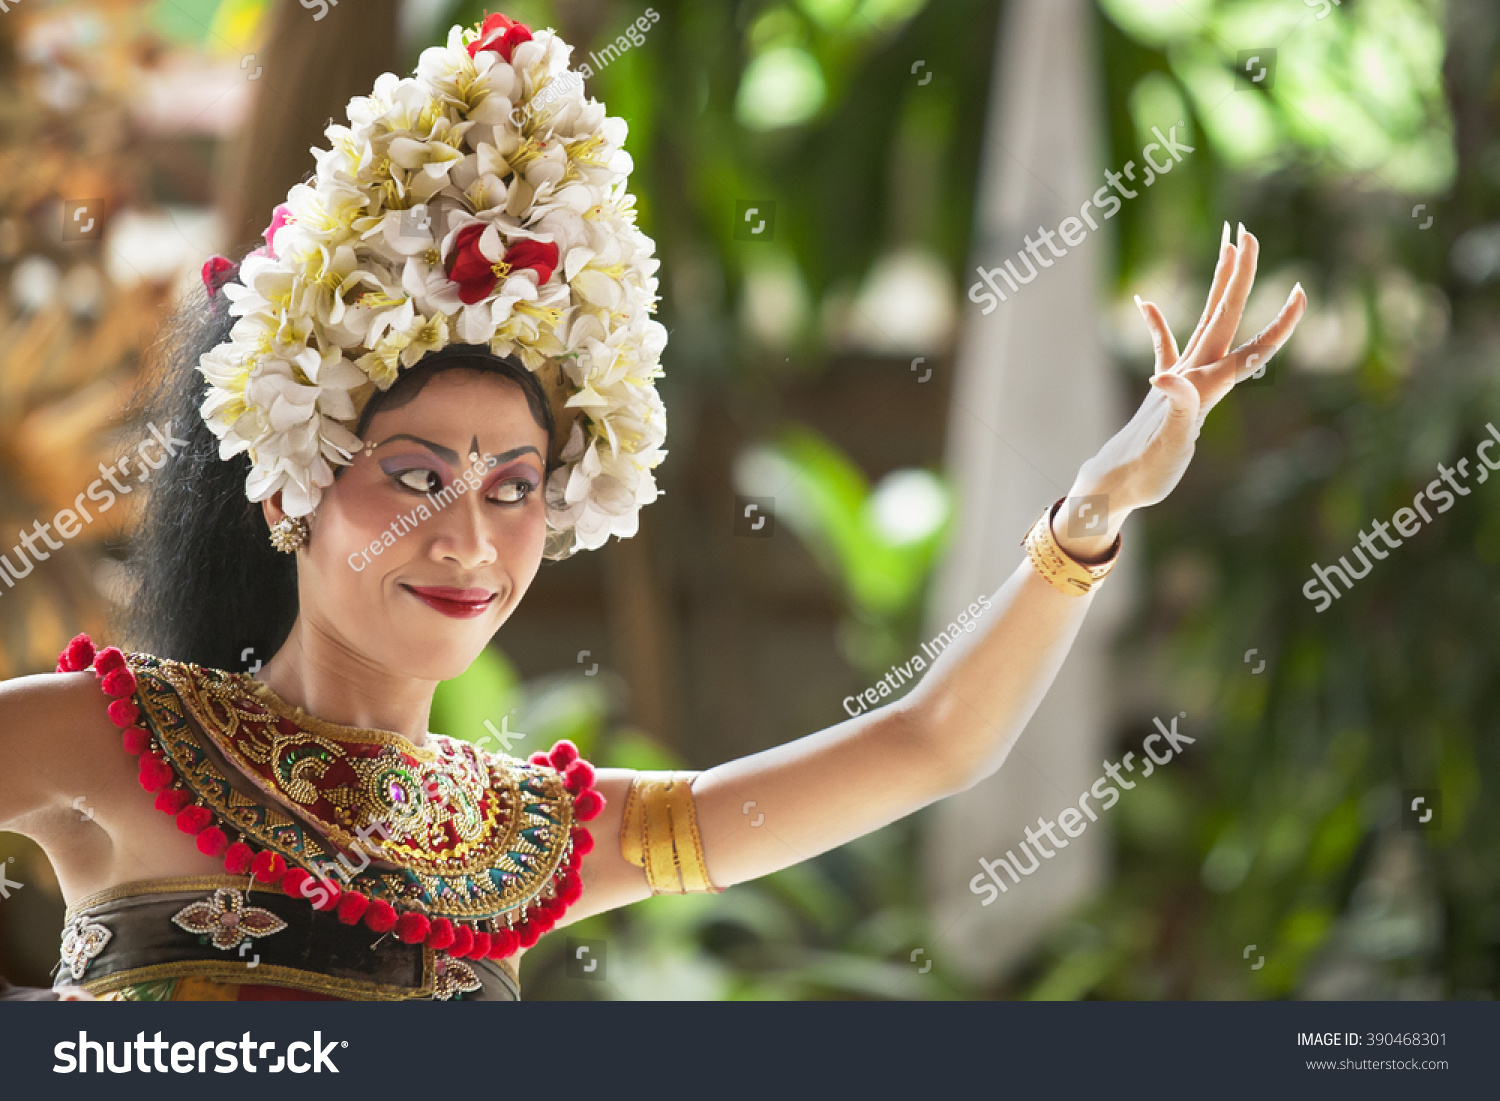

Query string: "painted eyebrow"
[[490, 446, 544, 465], [372, 434, 459, 464]]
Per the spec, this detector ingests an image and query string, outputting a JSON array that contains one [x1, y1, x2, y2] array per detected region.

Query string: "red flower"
[[445, 224, 560, 305], [505, 238, 560, 285], [201, 255, 235, 299], [467, 12, 533, 62]]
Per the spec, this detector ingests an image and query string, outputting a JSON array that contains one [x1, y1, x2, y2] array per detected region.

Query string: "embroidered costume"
[[52, 634, 602, 1001]]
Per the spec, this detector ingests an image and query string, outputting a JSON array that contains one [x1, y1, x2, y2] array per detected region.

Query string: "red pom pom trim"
[[93, 647, 126, 675], [364, 899, 398, 934], [307, 878, 342, 911], [59, 635, 95, 672], [548, 740, 580, 770], [196, 827, 228, 857], [489, 929, 519, 958], [177, 806, 212, 834], [67, 631, 603, 965], [224, 842, 254, 876], [562, 757, 596, 794], [251, 851, 287, 884], [107, 700, 140, 728], [281, 868, 312, 899], [425, 918, 456, 950], [573, 790, 605, 821], [138, 756, 173, 793], [335, 891, 370, 926], [100, 669, 137, 698], [396, 912, 431, 944], [571, 826, 594, 855], [154, 788, 191, 815]]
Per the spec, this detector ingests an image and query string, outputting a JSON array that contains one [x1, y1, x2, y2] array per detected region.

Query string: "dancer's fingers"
[[1135, 296, 1179, 371], [1208, 282, 1307, 388], [1195, 225, 1261, 364], [1180, 223, 1237, 365]]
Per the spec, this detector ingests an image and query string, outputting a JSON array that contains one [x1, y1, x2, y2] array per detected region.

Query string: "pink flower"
[[261, 203, 294, 259]]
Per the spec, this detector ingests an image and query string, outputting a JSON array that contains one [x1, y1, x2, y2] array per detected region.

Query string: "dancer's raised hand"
[[1059, 223, 1306, 559]]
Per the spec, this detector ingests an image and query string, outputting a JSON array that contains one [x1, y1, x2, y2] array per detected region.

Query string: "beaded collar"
[[58, 635, 605, 962]]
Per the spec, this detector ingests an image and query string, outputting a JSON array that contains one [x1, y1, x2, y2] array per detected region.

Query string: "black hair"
[[122, 269, 554, 669]]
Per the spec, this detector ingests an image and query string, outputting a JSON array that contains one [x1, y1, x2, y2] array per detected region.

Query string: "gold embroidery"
[[431, 953, 483, 1000], [67, 875, 282, 923], [171, 889, 288, 951], [129, 656, 579, 924], [59, 916, 112, 981], [75, 951, 518, 1001]]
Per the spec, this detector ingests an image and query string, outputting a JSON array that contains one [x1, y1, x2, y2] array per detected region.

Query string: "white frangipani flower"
[[196, 13, 668, 557]]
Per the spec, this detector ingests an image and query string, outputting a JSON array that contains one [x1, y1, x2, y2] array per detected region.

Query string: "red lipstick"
[[402, 585, 497, 619]]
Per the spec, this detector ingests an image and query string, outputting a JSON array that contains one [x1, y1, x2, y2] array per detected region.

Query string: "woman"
[[0, 14, 1304, 1000]]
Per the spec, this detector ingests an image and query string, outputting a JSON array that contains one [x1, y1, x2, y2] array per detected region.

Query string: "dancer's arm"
[[560, 226, 1306, 922], [0, 672, 118, 834]]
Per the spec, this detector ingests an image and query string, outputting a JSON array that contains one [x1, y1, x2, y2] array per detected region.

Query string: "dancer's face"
[[289, 369, 550, 680]]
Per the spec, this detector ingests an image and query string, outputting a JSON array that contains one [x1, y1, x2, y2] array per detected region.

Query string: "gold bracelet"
[[619, 771, 723, 894], [1021, 496, 1122, 596]]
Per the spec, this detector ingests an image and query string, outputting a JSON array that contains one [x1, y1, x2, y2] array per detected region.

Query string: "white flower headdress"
[[197, 12, 667, 560]]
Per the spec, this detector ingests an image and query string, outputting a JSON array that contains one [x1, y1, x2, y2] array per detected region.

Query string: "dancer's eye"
[[488, 478, 536, 505], [394, 469, 443, 494]]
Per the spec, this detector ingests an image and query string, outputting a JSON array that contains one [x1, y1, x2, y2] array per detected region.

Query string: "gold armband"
[[1022, 496, 1122, 596], [619, 771, 723, 895]]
